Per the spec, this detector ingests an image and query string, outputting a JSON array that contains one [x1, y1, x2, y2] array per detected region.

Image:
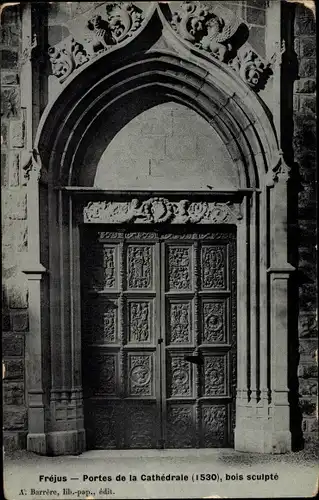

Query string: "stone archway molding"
[[22, 1, 294, 455]]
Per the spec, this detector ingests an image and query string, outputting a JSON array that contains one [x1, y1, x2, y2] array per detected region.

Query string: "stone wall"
[[293, 3, 317, 446], [1, 4, 28, 450], [93, 102, 238, 190]]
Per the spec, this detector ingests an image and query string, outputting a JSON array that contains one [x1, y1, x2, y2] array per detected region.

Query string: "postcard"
[[2, 1, 317, 498]]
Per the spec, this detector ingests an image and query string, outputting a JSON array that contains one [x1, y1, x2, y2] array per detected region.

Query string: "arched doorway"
[[23, 3, 293, 455]]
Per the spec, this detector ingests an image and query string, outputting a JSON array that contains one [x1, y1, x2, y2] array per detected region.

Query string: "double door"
[[81, 227, 236, 449]]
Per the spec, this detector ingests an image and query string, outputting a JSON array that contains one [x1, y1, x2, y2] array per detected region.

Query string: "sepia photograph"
[[1, 1, 317, 498]]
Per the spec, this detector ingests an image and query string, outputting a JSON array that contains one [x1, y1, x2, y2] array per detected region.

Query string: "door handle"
[[184, 355, 203, 365]]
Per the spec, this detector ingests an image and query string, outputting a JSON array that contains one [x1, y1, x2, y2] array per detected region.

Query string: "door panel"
[[81, 227, 236, 449], [161, 232, 236, 448], [82, 230, 160, 449]]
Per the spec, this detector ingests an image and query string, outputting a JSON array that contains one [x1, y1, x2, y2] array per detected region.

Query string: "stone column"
[[22, 162, 49, 454], [20, 3, 50, 454], [46, 191, 86, 455], [267, 165, 294, 453]]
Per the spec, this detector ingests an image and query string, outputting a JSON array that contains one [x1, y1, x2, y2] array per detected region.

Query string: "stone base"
[[27, 429, 86, 455], [27, 433, 48, 454], [47, 429, 86, 456], [235, 427, 292, 454]]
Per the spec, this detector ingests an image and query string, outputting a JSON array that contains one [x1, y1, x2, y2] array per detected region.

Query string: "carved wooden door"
[[161, 231, 236, 448], [81, 227, 236, 449]]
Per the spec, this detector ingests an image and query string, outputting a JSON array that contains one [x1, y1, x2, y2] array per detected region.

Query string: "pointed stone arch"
[[23, 2, 294, 455]]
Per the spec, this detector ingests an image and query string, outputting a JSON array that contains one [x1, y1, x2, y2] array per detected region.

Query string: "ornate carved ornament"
[[48, 36, 90, 84], [266, 150, 291, 187], [48, 2, 148, 83], [47, 2, 273, 92], [83, 198, 243, 224], [21, 149, 43, 185], [167, 1, 273, 91]]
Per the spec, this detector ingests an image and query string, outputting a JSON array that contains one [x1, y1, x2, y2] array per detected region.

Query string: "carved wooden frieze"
[[83, 198, 242, 224]]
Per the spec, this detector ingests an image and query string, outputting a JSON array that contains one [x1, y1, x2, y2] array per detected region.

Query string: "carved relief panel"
[[167, 301, 192, 344], [83, 243, 118, 291], [126, 245, 153, 290], [202, 299, 228, 344], [127, 353, 154, 397], [167, 245, 192, 291], [201, 245, 227, 289], [127, 299, 153, 343]]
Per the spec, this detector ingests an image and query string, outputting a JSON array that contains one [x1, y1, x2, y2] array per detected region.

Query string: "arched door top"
[[34, 2, 280, 190]]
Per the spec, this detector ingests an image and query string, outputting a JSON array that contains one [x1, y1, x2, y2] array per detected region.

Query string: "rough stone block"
[[2, 219, 27, 251], [3, 407, 27, 430], [295, 78, 316, 94], [2, 313, 10, 331], [9, 152, 20, 187], [16, 222, 28, 252], [293, 95, 299, 112], [247, 26, 265, 58], [298, 153, 317, 182], [293, 117, 316, 150], [299, 338, 318, 359], [299, 397, 317, 416], [301, 417, 318, 433], [295, 10, 316, 34], [1, 121, 8, 146], [8, 281, 28, 309], [299, 95, 316, 115], [298, 284, 317, 312], [11, 310, 29, 331], [299, 378, 318, 396], [4, 359, 24, 380], [246, 6, 266, 26], [299, 37, 316, 58], [298, 363, 318, 379], [3, 431, 27, 451], [1, 86, 20, 118], [297, 185, 317, 209], [2, 333, 24, 356], [0, 5, 21, 26], [299, 59, 316, 78], [0, 49, 19, 69], [1, 152, 9, 186], [0, 25, 20, 47], [1, 72, 19, 86], [3, 382, 24, 405], [303, 432, 319, 446], [9, 120, 25, 148], [3, 190, 27, 219]]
